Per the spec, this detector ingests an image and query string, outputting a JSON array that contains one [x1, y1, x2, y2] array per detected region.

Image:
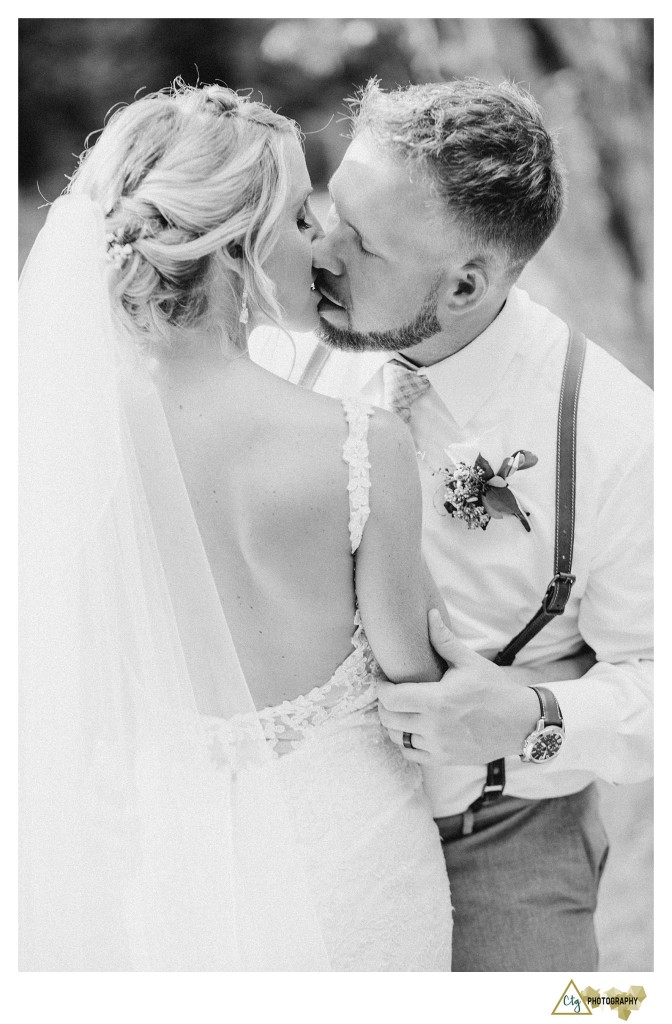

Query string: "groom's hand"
[[377, 610, 540, 766]]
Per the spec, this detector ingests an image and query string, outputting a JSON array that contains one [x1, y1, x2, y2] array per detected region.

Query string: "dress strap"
[[341, 397, 374, 554]]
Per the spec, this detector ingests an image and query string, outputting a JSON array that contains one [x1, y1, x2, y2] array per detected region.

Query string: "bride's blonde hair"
[[68, 80, 299, 352]]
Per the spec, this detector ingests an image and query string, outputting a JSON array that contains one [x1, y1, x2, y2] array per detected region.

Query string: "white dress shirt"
[[250, 287, 653, 816]]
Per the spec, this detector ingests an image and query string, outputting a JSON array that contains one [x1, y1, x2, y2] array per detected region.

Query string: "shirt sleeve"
[[542, 435, 653, 784]]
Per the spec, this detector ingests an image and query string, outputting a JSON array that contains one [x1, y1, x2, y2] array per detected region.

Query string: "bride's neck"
[[150, 329, 249, 385]]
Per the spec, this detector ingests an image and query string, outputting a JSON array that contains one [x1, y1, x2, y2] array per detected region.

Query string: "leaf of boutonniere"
[[475, 453, 494, 479], [481, 495, 504, 519], [482, 485, 531, 532], [497, 450, 538, 480]]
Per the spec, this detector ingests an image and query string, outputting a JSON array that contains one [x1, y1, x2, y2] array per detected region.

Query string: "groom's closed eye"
[[326, 185, 380, 257], [353, 230, 377, 258]]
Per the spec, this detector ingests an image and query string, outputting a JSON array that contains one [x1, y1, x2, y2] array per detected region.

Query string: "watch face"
[[527, 726, 564, 762]]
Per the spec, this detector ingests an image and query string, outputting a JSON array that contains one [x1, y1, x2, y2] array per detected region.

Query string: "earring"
[[239, 285, 249, 325]]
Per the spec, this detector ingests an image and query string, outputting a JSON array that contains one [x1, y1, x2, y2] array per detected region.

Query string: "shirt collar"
[[418, 287, 531, 428]]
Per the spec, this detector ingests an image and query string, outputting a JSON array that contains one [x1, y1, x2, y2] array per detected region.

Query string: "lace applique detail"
[[203, 624, 386, 761], [201, 712, 274, 772], [256, 637, 385, 756], [342, 397, 374, 554]]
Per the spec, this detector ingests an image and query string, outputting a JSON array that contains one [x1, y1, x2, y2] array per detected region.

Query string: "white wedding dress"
[[21, 198, 450, 970], [205, 398, 453, 971]]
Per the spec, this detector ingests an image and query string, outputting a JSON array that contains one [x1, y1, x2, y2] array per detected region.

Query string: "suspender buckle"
[[543, 573, 576, 615], [468, 758, 507, 815]]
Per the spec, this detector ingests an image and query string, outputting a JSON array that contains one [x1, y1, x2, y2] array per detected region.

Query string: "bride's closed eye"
[[297, 199, 315, 231]]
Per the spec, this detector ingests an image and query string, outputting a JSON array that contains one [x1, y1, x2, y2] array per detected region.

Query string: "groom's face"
[[312, 131, 462, 352]]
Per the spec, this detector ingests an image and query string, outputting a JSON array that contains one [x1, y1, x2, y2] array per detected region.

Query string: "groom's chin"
[[317, 318, 351, 350], [318, 318, 366, 352], [318, 318, 400, 354]]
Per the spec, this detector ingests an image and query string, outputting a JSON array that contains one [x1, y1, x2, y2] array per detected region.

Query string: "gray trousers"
[[435, 783, 609, 972]]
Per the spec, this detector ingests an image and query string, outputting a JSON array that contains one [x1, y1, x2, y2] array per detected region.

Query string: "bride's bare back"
[[155, 352, 442, 708]]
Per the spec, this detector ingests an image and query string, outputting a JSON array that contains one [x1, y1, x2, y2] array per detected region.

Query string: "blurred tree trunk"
[[427, 17, 653, 383]]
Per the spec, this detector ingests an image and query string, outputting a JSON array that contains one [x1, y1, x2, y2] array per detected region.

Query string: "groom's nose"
[[309, 226, 342, 276], [311, 203, 344, 276]]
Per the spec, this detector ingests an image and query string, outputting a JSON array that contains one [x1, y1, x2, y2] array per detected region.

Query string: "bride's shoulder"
[[233, 360, 418, 491], [236, 357, 341, 430]]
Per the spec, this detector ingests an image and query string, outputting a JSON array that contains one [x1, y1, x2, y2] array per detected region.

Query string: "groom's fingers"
[[377, 706, 422, 733], [385, 727, 428, 752], [377, 679, 438, 712], [385, 728, 433, 763], [428, 609, 479, 667], [398, 744, 433, 765]]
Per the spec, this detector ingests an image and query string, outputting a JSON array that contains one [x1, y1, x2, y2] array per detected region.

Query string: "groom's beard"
[[317, 281, 442, 353]]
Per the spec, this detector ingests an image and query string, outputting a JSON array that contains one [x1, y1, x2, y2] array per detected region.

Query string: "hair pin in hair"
[[106, 231, 134, 270]]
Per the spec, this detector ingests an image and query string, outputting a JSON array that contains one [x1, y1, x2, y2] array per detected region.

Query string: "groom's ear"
[[443, 264, 489, 314]]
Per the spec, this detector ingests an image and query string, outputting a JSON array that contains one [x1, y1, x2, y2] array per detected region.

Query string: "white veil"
[[18, 196, 330, 970]]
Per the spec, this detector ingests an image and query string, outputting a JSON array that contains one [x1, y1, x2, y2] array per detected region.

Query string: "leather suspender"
[[465, 328, 587, 824], [298, 340, 332, 389]]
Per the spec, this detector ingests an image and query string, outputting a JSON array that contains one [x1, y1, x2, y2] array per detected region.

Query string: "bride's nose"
[[310, 212, 325, 242]]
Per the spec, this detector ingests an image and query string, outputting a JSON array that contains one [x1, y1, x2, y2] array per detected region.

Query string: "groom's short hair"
[[351, 79, 565, 277]]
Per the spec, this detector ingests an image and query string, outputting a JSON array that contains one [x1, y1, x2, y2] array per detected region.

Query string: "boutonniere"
[[431, 449, 538, 532]]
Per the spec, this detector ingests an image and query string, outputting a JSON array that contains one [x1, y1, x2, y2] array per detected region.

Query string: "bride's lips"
[[315, 285, 349, 325]]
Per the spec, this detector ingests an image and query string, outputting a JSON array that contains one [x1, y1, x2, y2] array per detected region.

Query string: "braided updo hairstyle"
[[68, 80, 300, 352]]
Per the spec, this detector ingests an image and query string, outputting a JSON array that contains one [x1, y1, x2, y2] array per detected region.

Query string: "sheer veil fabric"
[[19, 196, 330, 970]]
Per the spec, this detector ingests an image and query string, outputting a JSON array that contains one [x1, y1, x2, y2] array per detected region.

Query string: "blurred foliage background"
[[18, 18, 653, 970]]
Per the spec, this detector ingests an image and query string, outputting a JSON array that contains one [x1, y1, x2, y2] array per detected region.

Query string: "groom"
[[254, 79, 653, 971]]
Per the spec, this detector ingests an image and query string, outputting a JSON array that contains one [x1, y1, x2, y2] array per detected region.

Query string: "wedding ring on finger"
[[402, 732, 415, 750]]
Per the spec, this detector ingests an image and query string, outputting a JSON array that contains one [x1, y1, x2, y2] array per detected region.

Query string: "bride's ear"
[[225, 243, 246, 285]]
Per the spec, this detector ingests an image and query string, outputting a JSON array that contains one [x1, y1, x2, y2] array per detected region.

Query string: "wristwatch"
[[520, 685, 565, 763]]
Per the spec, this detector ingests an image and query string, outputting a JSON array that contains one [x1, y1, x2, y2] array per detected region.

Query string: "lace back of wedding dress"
[[341, 397, 374, 555]]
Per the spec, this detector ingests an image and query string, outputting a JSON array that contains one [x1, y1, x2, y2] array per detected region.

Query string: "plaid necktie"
[[382, 358, 431, 423]]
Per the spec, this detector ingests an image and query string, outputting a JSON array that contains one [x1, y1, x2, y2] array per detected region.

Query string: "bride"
[[20, 80, 592, 972], [19, 81, 453, 971]]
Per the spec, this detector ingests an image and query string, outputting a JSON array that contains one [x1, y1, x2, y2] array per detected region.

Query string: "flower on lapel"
[[432, 449, 538, 531]]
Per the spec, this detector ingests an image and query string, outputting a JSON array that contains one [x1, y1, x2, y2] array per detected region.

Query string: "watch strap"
[[529, 685, 563, 728]]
